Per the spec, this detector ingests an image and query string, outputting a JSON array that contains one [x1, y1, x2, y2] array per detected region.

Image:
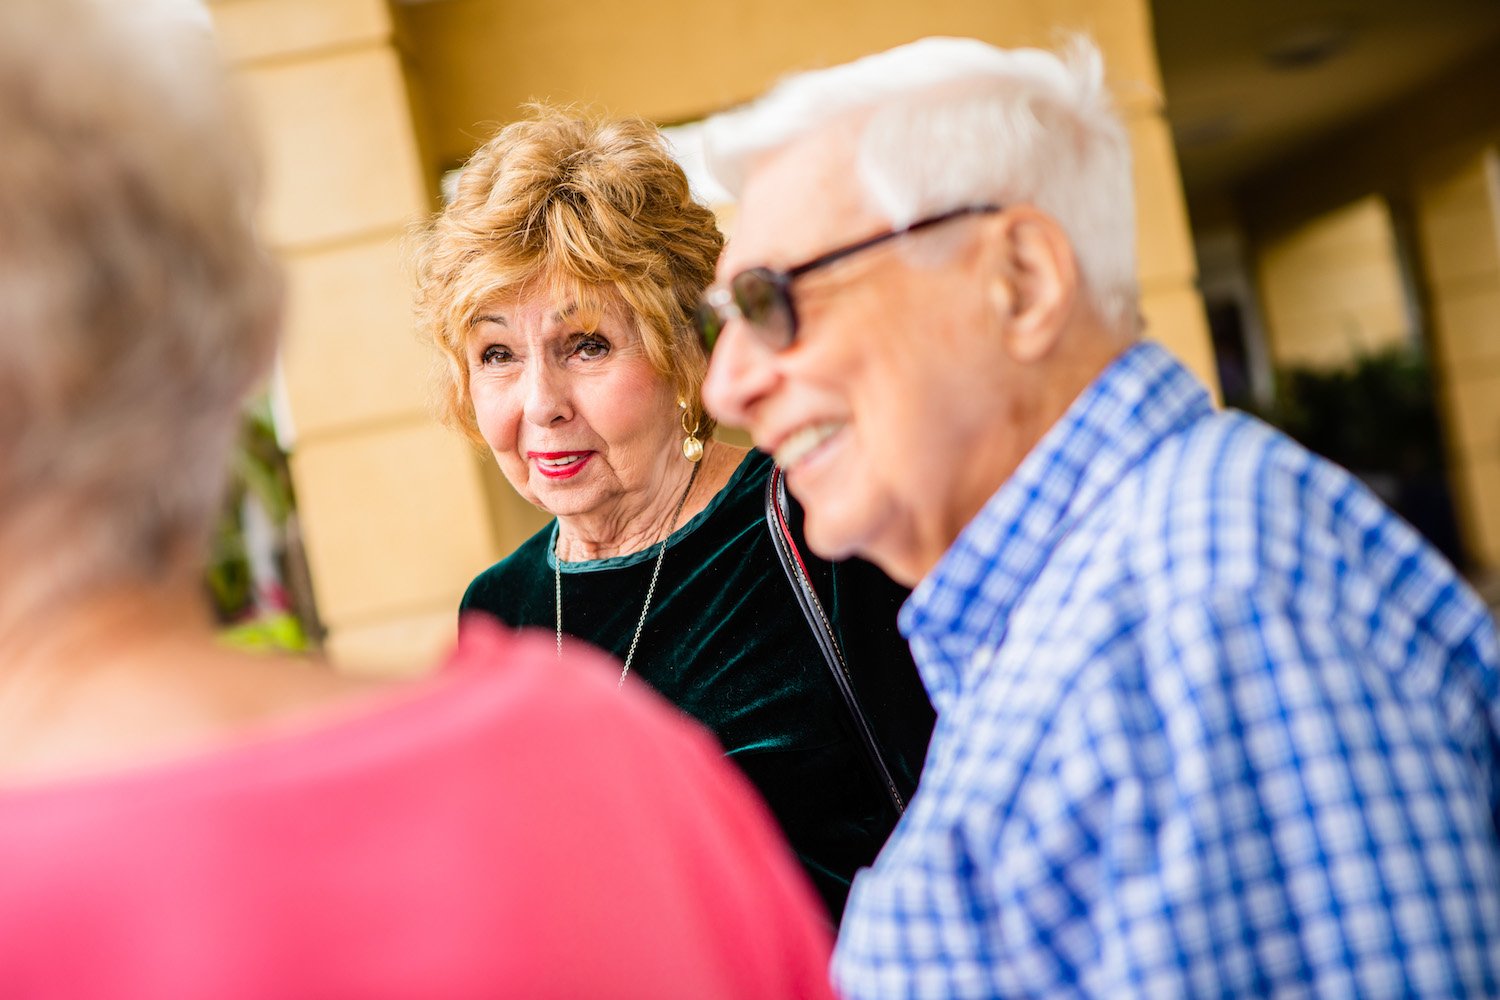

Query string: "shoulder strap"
[[765, 465, 906, 815]]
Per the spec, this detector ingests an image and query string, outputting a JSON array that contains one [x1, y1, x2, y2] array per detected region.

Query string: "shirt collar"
[[899, 341, 1214, 708]]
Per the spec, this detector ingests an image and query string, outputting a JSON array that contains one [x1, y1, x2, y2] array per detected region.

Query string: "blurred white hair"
[[122, 0, 213, 32], [702, 36, 1138, 332], [0, 0, 278, 605]]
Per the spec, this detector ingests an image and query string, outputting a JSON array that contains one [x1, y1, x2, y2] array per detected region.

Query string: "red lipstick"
[[528, 450, 593, 480]]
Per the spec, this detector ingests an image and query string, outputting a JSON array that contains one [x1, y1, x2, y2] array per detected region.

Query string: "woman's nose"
[[522, 362, 572, 426]]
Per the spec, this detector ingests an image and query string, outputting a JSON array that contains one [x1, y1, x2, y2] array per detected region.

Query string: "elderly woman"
[[414, 108, 935, 920], [0, 2, 837, 995]]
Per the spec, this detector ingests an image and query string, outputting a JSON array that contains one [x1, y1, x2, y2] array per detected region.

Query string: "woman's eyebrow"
[[470, 301, 580, 328]]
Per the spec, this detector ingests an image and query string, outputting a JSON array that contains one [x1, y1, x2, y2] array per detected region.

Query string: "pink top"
[[0, 620, 835, 999]]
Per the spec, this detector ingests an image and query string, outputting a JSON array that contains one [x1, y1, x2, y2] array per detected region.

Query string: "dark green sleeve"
[[459, 522, 556, 630]]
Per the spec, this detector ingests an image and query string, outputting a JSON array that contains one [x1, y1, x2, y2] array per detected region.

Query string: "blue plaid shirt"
[[833, 342, 1500, 998]]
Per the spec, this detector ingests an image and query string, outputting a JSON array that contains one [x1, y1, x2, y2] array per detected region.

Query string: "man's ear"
[[982, 206, 1079, 364]]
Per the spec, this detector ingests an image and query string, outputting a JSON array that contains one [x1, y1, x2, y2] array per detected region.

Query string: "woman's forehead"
[[468, 284, 629, 333]]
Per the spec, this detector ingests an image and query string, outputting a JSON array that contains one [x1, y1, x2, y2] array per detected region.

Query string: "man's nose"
[[702, 322, 778, 432]]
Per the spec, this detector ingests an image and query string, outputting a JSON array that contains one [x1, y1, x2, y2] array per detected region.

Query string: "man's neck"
[[901, 325, 1137, 587]]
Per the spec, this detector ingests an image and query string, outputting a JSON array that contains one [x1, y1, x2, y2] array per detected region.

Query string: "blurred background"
[[201, 0, 1500, 671]]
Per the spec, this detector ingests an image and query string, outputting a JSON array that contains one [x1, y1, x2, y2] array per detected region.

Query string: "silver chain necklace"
[[554, 461, 701, 689]]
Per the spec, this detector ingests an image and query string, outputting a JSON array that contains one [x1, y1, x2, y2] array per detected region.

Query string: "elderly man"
[[698, 36, 1500, 999]]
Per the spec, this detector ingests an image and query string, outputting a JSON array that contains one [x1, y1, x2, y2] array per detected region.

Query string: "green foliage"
[[218, 611, 308, 653], [1250, 343, 1465, 566], [1254, 345, 1442, 479], [204, 395, 310, 652]]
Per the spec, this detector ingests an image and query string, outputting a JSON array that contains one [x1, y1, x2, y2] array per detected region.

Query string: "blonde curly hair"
[[412, 108, 725, 447]]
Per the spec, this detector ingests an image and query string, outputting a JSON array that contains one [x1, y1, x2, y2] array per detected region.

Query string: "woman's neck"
[[553, 439, 747, 562], [0, 579, 207, 681], [0, 579, 371, 785]]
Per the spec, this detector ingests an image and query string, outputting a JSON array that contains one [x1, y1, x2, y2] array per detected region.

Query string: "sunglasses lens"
[[694, 299, 724, 351], [732, 269, 794, 349]]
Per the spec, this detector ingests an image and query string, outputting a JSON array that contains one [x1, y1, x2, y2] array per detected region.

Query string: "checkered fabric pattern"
[[833, 341, 1500, 999]]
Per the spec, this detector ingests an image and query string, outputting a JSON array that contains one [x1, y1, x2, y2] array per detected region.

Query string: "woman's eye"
[[480, 344, 513, 365], [574, 336, 609, 360]]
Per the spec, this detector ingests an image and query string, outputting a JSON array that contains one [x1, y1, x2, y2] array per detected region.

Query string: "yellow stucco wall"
[[1416, 147, 1500, 569], [397, 0, 1163, 166]]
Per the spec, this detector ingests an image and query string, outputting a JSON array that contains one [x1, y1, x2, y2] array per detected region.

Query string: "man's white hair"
[[702, 36, 1138, 332]]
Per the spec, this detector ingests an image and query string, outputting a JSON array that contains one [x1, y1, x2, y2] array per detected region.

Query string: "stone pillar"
[[212, 0, 501, 674], [1256, 196, 1415, 371], [1414, 146, 1500, 571], [1122, 66, 1219, 395]]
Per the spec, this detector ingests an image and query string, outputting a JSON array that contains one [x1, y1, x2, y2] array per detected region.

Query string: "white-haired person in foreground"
[[0, 2, 836, 997], [699, 35, 1500, 998]]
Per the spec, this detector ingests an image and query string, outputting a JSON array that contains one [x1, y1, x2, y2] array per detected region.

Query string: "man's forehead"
[[721, 125, 879, 274]]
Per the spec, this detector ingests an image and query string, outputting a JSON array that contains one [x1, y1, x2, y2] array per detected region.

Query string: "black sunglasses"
[[695, 204, 1002, 352]]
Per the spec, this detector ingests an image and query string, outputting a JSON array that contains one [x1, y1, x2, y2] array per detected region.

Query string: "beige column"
[[212, 0, 501, 674], [1255, 196, 1415, 371], [1414, 146, 1500, 571], [1124, 80, 1218, 395]]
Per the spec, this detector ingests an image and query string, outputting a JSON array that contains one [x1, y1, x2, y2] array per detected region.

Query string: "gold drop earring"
[[678, 398, 704, 463]]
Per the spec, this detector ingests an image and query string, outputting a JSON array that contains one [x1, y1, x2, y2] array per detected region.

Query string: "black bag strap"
[[765, 465, 906, 816]]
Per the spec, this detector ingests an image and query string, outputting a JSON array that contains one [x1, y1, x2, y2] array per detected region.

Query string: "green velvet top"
[[460, 451, 935, 922]]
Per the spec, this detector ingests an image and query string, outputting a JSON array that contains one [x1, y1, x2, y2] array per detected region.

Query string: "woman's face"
[[466, 289, 682, 530]]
